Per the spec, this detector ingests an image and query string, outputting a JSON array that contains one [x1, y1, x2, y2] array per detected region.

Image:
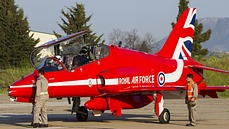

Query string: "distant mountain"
[[199, 18, 229, 52], [156, 18, 229, 52]]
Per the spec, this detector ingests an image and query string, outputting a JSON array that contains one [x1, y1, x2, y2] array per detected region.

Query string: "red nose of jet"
[[9, 71, 38, 99]]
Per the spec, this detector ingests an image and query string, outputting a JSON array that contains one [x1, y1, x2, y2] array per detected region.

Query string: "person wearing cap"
[[72, 46, 95, 69], [80, 46, 95, 62], [33, 69, 49, 128]]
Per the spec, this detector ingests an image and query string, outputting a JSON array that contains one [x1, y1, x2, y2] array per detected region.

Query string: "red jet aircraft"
[[8, 8, 229, 124]]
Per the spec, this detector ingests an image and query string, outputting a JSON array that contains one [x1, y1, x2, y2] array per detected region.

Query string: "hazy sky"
[[15, 0, 229, 42]]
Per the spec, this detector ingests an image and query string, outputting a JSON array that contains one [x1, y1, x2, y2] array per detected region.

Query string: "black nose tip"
[[8, 86, 10, 96]]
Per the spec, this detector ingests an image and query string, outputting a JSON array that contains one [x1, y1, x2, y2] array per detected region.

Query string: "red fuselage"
[[9, 45, 203, 101]]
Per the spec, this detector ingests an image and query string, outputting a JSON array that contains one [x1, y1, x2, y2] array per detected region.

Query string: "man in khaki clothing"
[[33, 69, 49, 128], [185, 74, 198, 126]]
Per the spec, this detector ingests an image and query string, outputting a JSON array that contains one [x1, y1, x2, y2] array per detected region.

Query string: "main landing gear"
[[158, 108, 170, 124], [154, 92, 171, 124]]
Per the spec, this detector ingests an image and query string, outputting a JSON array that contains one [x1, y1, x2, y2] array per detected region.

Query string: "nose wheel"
[[76, 106, 88, 121], [158, 108, 170, 124]]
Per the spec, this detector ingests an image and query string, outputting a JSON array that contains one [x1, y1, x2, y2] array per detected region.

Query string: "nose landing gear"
[[71, 97, 89, 121], [76, 106, 88, 121]]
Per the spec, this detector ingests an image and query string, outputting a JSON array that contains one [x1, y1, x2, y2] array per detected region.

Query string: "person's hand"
[[35, 96, 39, 102], [185, 100, 188, 104], [191, 98, 195, 101]]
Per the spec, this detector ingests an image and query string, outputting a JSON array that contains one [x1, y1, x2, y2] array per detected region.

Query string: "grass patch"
[[0, 66, 34, 86], [218, 90, 229, 98], [0, 66, 34, 94], [0, 87, 7, 95], [201, 56, 229, 98]]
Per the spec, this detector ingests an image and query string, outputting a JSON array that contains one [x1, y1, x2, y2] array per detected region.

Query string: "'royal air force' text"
[[118, 75, 155, 85]]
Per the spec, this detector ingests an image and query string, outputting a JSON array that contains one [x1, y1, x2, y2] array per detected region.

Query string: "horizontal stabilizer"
[[199, 86, 229, 91], [198, 86, 229, 98], [189, 65, 229, 74]]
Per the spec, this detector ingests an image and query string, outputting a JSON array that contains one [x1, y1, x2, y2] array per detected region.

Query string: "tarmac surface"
[[0, 95, 229, 129]]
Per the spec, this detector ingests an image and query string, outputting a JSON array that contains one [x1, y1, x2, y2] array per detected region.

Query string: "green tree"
[[54, 3, 103, 45], [171, 0, 211, 59], [0, 0, 39, 69]]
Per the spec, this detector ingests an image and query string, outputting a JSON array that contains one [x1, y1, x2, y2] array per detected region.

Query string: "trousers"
[[187, 100, 197, 125], [33, 94, 49, 124]]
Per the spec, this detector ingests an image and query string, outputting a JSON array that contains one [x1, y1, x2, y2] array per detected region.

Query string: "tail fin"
[[157, 8, 196, 60]]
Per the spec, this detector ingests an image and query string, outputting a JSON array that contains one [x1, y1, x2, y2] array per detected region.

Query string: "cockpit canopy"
[[30, 31, 110, 72]]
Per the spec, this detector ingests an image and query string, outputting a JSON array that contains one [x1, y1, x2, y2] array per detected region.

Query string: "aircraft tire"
[[158, 108, 170, 124], [76, 106, 88, 121]]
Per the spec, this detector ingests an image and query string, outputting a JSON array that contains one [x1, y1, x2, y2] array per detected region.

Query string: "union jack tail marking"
[[157, 8, 196, 60]]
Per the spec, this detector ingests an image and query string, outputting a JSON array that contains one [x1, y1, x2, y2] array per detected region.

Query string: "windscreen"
[[37, 57, 64, 72]]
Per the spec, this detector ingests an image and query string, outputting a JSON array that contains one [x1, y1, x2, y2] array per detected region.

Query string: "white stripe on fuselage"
[[10, 78, 119, 88], [10, 84, 35, 88], [48, 79, 96, 86]]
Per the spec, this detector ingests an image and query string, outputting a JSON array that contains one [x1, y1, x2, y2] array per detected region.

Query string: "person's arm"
[[36, 80, 42, 98], [185, 90, 188, 104], [192, 83, 198, 100]]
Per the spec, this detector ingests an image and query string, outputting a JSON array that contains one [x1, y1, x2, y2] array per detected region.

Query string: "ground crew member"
[[185, 74, 198, 126], [33, 69, 49, 128]]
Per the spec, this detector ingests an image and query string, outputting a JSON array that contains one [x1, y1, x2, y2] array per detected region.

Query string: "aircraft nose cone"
[[8, 73, 36, 98]]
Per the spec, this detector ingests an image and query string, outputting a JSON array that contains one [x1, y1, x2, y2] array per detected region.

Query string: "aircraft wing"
[[114, 85, 229, 98], [116, 85, 229, 92], [197, 85, 229, 98], [119, 86, 184, 92], [188, 65, 229, 74]]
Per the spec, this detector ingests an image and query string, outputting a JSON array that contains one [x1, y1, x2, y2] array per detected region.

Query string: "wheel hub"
[[163, 111, 169, 121]]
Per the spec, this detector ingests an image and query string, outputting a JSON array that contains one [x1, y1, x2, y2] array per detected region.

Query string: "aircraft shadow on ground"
[[0, 112, 156, 126], [0, 112, 204, 127]]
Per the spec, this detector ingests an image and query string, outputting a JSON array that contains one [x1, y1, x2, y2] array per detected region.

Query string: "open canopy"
[[30, 30, 110, 71], [30, 31, 88, 68]]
